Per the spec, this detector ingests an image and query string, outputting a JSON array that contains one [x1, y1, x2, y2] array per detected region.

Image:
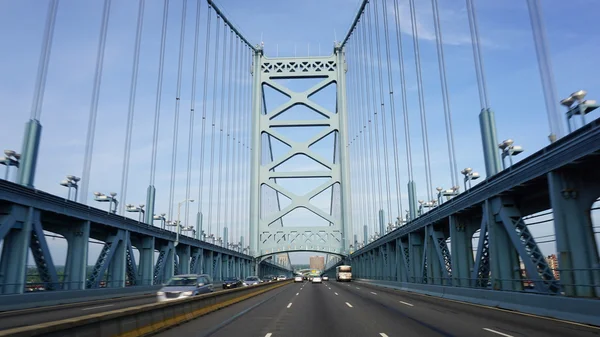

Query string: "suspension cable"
[[431, 0, 459, 190], [185, 0, 203, 232], [358, 21, 375, 235], [465, 0, 490, 109], [408, 0, 434, 202], [231, 36, 241, 243], [197, 7, 213, 230], [31, 0, 59, 121], [380, 0, 404, 222], [80, 0, 112, 203], [118, 0, 145, 214], [366, 5, 384, 224], [372, 0, 393, 225], [392, 0, 414, 185], [167, 0, 187, 221], [215, 26, 229, 239], [206, 15, 221, 237], [222, 29, 235, 244], [148, 0, 169, 188]]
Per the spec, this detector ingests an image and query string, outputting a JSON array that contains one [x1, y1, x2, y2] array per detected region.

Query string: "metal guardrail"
[[0, 180, 250, 259], [0, 285, 161, 312], [354, 117, 600, 254], [0, 279, 292, 337]]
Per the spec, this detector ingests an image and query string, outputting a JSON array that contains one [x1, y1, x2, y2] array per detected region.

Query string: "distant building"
[[547, 254, 560, 280], [277, 254, 289, 266], [310, 256, 325, 271]]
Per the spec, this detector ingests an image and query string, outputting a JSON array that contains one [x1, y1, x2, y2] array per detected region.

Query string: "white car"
[[277, 275, 287, 281], [322, 276, 329, 281], [312, 276, 322, 283], [294, 276, 303, 283]]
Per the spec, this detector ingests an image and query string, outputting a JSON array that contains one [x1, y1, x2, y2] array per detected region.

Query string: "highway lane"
[[343, 281, 600, 337], [157, 280, 600, 337]]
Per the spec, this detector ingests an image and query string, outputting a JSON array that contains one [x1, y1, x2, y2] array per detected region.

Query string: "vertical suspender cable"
[[222, 30, 235, 244], [408, 0, 434, 202], [148, 0, 169, 190], [185, 0, 203, 230], [31, 0, 59, 120], [246, 47, 252, 243], [80, 0, 112, 203], [465, 0, 489, 109], [353, 33, 368, 241], [372, 0, 393, 226], [380, 0, 404, 222], [119, 0, 145, 214], [207, 16, 221, 237], [392, 0, 414, 187], [197, 7, 212, 228], [231, 37, 241, 243], [215, 27, 229, 239], [365, 5, 384, 223], [358, 22, 375, 235], [431, 0, 459, 189], [349, 41, 364, 241], [167, 0, 187, 221]]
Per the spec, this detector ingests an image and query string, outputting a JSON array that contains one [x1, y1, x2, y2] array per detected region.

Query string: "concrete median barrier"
[[0, 280, 292, 337]]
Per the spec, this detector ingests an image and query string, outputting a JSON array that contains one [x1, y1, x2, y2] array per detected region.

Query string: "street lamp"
[[499, 139, 524, 169], [0, 150, 20, 181], [60, 175, 80, 201], [94, 191, 118, 213], [153, 213, 166, 228], [126, 204, 145, 222], [460, 168, 480, 190], [560, 90, 598, 133], [175, 199, 194, 247]]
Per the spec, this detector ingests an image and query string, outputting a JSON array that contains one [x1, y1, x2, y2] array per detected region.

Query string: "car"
[[222, 277, 243, 289], [294, 276, 303, 283], [322, 275, 329, 281], [243, 276, 261, 286], [277, 275, 286, 281], [157, 274, 213, 302], [312, 276, 322, 283]]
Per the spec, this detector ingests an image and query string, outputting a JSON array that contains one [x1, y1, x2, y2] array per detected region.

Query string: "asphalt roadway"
[[155, 280, 600, 337]]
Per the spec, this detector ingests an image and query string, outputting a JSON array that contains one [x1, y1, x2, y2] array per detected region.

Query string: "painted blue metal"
[[354, 118, 600, 254]]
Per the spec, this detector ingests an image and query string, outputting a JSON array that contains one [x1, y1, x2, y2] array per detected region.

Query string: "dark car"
[[222, 277, 243, 289]]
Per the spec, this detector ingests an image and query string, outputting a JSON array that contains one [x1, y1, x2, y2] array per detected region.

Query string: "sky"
[[0, 0, 599, 268]]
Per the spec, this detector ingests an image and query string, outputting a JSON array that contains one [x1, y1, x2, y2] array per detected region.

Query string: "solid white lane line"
[[380, 333, 389, 337], [345, 302, 353, 308], [265, 334, 273, 337], [370, 292, 377, 295], [483, 328, 514, 337], [399, 301, 414, 307], [287, 303, 292, 308], [81, 304, 114, 311]]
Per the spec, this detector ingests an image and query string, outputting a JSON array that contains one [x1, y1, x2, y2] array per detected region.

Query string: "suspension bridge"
[[0, 0, 599, 335]]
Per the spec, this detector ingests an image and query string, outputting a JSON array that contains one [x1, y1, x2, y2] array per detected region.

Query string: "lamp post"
[[175, 199, 194, 247], [60, 175, 80, 201], [94, 191, 118, 213], [460, 168, 480, 190], [499, 139, 524, 169], [560, 90, 598, 133], [0, 150, 20, 181], [153, 213, 166, 228], [126, 204, 145, 222]]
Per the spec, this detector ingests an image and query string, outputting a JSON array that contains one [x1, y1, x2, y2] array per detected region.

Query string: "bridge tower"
[[249, 44, 352, 258]]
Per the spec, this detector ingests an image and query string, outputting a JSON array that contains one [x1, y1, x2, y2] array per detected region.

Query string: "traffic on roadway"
[[153, 278, 599, 337], [2, 272, 599, 336]]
